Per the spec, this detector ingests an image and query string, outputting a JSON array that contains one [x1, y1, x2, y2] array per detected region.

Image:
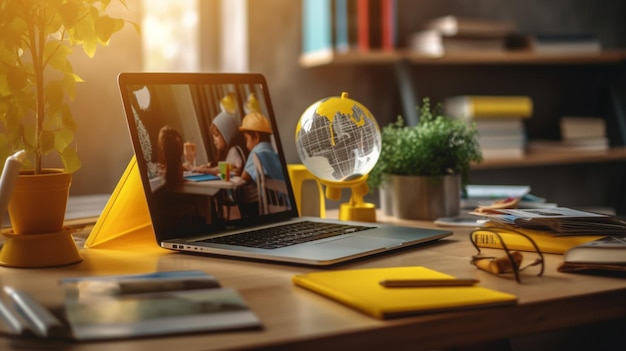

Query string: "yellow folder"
[[292, 266, 517, 319]]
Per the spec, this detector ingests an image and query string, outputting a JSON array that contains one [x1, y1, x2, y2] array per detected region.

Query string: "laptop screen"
[[118, 73, 298, 240]]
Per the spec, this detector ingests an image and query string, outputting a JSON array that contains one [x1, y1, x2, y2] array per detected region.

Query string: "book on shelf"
[[380, 0, 398, 51], [478, 133, 526, 159], [472, 119, 527, 159], [301, 0, 396, 57], [480, 146, 525, 160], [558, 235, 626, 273], [0, 270, 262, 340], [527, 138, 609, 154], [422, 15, 517, 38], [474, 118, 526, 136], [409, 30, 507, 55], [292, 266, 517, 319], [410, 15, 516, 55], [479, 134, 526, 147], [356, 0, 397, 52], [302, 0, 333, 59], [471, 223, 605, 254], [505, 33, 602, 54], [356, 0, 384, 51], [527, 116, 609, 154], [531, 33, 601, 54], [560, 116, 607, 140], [444, 95, 533, 120]]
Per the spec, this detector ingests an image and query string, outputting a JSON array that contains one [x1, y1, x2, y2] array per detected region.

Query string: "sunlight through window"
[[142, 0, 199, 71]]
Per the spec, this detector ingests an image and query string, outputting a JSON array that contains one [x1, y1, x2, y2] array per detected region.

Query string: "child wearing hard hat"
[[238, 112, 284, 217]]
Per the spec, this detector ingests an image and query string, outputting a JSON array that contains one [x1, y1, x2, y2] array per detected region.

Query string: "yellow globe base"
[[320, 175, 377, 223], [339, 202, 377, 222], [0, 230, 82, 268]]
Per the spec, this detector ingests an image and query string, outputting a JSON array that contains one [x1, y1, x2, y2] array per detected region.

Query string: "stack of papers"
[[0, 271, 262, 340], [471, 207, 626, 235], [461, 185, 556, 209]]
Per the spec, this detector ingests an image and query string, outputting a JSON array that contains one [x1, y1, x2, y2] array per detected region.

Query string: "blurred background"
[[61, 0, 626, 212]]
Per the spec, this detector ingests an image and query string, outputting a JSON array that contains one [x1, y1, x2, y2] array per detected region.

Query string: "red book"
[[381, 0, 396, 51], [357, 0, 370, 51]]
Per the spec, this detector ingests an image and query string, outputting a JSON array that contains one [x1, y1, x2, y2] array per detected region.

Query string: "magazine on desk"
[[0, 270, 262, 340], [470, 207, 626, 235]]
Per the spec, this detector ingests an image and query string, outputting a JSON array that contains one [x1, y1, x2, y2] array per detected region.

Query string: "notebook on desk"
[[117, 72, 451, 266]]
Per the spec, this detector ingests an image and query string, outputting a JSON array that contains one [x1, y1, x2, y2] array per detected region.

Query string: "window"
[[141, 0, 248, 72], [142, 0, 199, 72]]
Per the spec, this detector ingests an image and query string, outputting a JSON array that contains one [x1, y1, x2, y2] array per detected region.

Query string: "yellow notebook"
[[292, 266, 517, 319], [472, 224, 605, 254]]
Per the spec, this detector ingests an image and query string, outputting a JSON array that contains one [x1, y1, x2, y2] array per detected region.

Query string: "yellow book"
[[444, 95, 533, 120], [471, 224, 605, 254], [292, 266, 517, 319]]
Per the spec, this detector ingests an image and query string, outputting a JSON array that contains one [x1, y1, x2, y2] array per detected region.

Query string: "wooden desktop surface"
[[0, 213, 625, 350]]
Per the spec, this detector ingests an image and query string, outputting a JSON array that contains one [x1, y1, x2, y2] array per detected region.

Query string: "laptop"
[[117, 72, 451, 266]]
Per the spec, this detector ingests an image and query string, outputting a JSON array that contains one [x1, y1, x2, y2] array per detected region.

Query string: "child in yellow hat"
[[238, 112, 285, 217]]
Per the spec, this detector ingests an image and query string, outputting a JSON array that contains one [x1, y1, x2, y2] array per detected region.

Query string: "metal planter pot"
[[384, 174, 461, 220]]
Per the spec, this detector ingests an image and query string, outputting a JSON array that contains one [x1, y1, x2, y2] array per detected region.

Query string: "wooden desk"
[[0, 214, 625, 350]]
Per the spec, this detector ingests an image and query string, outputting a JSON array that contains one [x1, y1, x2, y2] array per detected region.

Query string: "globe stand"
[[320, 175, 376, 223]]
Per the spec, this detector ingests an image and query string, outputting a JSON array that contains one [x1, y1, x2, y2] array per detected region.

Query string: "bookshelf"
[[300, 49, 626, 67], [473, 146, 626, 170], [299, 49, 626, 170]]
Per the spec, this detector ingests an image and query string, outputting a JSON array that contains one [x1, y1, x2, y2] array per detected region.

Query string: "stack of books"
[[527, 116, 608, 154], [470, 207, 624, 254], [559, 235, 626, 274], [506, 33, 602, 54], [409, 15, 517, 56], [444, 95, 533, 159]]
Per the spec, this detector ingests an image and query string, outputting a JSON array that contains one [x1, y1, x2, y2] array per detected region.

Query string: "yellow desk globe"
[[295, 92, 381, 222]]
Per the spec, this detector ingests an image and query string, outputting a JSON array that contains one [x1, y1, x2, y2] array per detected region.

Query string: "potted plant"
[[0, 0, 131, 236], [368, 98, 483, 220]]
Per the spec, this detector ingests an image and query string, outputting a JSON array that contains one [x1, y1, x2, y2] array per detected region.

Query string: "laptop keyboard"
[[200, 221, 376, 249]]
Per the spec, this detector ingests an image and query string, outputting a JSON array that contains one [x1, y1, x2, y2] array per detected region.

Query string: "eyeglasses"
[[469, 226, 545, 283]]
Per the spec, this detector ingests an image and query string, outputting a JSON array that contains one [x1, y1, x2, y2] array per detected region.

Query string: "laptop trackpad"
[[314, 236, 403, 250]]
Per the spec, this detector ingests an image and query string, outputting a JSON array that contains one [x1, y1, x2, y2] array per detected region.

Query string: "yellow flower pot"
[[2, 169, 81, 267], [8, 169, 72, 234]]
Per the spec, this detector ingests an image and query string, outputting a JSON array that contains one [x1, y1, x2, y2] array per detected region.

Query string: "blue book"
[[184, 173, 221, 182], [335, 0, 349, 52], [302, 0, 333, 55]]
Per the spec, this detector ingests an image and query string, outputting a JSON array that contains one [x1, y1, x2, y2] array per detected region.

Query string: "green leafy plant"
[[368, 98, 483, 190], [0, 0, 134, 174]]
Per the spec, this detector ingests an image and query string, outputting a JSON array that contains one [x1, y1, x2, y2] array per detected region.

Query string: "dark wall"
[[248, 0, 626, 211]]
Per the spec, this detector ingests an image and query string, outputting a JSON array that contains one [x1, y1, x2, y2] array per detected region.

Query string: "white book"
[[560, 117, 606, 140], [422, 15, 516, 37], [527, 138, 609, 153], [481, 147, 525, 159]]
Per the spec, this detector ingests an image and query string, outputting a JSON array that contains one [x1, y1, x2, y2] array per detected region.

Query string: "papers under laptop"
[[117, 72, 451, 266]]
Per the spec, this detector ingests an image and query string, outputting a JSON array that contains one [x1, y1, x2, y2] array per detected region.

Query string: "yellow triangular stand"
[[85, 156, 162, 251]]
